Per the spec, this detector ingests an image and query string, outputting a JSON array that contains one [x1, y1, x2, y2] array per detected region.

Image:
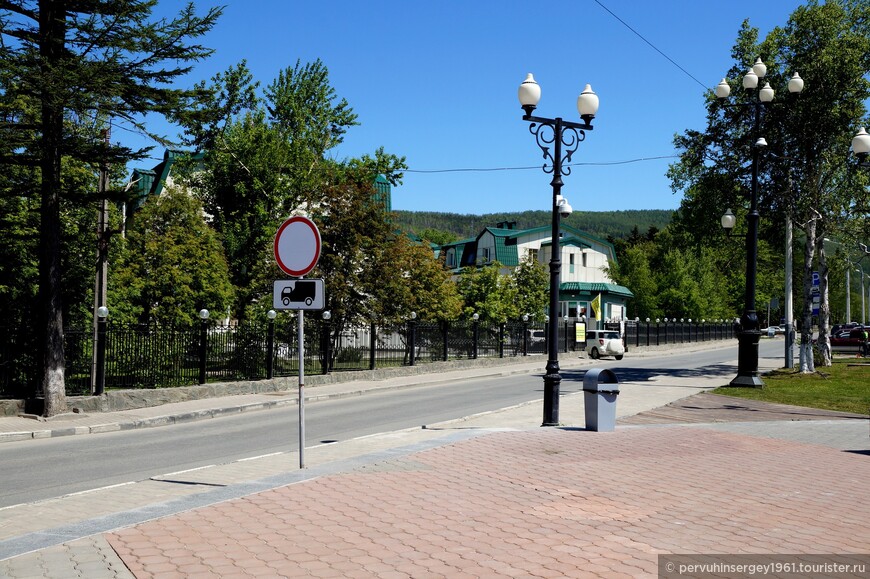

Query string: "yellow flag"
[[591, 293, 602, 321]]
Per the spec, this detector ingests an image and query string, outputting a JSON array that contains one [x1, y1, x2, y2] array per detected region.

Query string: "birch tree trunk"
[[817, 237, 832, 366]]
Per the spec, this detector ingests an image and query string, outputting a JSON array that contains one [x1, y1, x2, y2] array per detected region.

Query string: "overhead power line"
[[403, 155, 679, 174], [593, 0, 709, 91]]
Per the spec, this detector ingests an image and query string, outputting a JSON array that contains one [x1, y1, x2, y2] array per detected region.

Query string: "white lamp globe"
[[852, 127, 870, 155], [788, 72, 804, 94], [577, 84, 599, 119], [752, 58, 767, 78], [518, 73, 541, 109]]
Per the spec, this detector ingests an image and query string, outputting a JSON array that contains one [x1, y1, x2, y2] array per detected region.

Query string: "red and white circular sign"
[[274, 216, 321, 277]]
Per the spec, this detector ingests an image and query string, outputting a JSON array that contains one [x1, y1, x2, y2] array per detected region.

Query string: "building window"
[[582, 252, 587, 268], [528, 248, 538, 262], [447, 250, 455, 268], [481, 247, 490, 262], [569, 254, 575, 274]]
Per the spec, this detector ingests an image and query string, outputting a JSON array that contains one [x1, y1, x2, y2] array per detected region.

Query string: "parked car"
[[830, 328, 867, 352], [832, 323, 861, 336], [585, 330, 625, 360], [762, 326, 785, 336], [526, 329, 546, 344], [524, 329, 546, 354]]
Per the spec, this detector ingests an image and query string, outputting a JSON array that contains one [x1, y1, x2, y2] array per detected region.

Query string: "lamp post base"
[[542, 361, 561, 426], [729, 373, 765, 388], [727, 328, 764, 388]]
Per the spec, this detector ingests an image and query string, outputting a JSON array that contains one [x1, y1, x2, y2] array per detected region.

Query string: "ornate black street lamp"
[[518, 73, 599, 425], [716, 58, 803, 387]]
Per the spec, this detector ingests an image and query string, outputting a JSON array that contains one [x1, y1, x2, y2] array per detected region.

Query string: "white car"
[[585, 330, 625, 360]]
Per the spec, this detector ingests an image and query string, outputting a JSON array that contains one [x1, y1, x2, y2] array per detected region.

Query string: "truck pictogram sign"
[[273, 279, 324, 310]]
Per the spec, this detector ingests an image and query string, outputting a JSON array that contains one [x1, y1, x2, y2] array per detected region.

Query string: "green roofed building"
[[125, 149, 204, 226], [439, 220, 633, 324]]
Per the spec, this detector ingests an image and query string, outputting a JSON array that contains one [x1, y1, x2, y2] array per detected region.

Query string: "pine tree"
[[0, 0, 222, 415]]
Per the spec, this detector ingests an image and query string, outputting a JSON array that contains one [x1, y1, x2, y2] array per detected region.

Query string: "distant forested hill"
[[392, 209, 673, 243]]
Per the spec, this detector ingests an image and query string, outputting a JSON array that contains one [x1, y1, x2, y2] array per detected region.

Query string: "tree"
[[457, 262, 519, 323], [606, 243, 659, 320], [0, 0, 222, 415], [373, 234, 463, 323], [512, 253, 548, 320], [179, 60, 384, 319], [266, 59, 359, 178], [110, 185, 234, 326], [312, 168, 404, 332], [668, 0, 870, 371], [417, 228, 459, 247]]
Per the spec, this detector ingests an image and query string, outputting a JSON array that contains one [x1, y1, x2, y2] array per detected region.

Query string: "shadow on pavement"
[[560, 364, 737, 384]]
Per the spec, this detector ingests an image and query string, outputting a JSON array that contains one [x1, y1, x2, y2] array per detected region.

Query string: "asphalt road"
[[0, 342, 781, 508]]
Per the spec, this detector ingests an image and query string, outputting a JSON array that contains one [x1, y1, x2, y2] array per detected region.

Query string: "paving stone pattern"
[[107, 426, 870, 578]]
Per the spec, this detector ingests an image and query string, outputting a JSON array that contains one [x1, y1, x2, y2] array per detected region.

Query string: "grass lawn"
[[714, 357, 870, 415]]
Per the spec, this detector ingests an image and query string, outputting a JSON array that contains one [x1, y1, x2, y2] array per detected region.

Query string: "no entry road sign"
[[274, 216, 321, 277]]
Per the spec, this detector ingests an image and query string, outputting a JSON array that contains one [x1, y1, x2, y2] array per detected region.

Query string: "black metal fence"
[[623, 320, 737, 348], [0, 319, 737, 398]]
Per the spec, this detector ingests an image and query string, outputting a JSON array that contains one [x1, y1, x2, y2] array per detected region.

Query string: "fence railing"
[[0, 320, 737, 398], [622, 320, 737, 349]]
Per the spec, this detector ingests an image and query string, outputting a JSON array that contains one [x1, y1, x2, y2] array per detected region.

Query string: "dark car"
[[830, 328, 867, 352], [832, 323, 861, 336]]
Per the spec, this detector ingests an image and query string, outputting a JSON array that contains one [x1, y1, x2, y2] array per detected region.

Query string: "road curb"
[[0, 363, 556, 444]]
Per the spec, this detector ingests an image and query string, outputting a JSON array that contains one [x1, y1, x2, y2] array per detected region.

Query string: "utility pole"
[[91, 128, 110, 393], [784, 216, 794, 370]]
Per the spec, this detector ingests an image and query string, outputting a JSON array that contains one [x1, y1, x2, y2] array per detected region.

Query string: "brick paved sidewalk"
[[106, 425, 870, 578]]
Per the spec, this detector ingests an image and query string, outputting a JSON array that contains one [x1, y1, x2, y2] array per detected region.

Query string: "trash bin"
[[583, 368, 620, 432]]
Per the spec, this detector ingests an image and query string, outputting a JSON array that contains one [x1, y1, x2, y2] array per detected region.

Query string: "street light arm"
[[522, 113, 594, 131], [525, 118, 588, 177]]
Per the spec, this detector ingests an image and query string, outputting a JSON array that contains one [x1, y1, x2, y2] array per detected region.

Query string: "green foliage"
[[606, 243, 659, 319], [346, 147, 407, 188], [392, 210, 672, 242], [377, 235, 463, 323], [417, 228, 459, 246], [180, 59, 407, 321], [457, 262, 519, 322], [110, 185, 234, 326], [266, 59, 359, 161], [183, 107, 296, 315], [0, 0, 222, 412], [512, 253, 548, 321], [606, 227, 746, 321]]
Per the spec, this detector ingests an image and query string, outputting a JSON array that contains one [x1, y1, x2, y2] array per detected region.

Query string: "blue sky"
[[128, 0, 807, 215]]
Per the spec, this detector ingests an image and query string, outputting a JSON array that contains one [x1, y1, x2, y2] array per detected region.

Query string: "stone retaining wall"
[[1, 356, 544, 416]]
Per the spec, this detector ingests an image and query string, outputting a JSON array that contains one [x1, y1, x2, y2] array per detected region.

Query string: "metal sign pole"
[[273, 216, 321, 471], [298, 309, 305, 469]]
